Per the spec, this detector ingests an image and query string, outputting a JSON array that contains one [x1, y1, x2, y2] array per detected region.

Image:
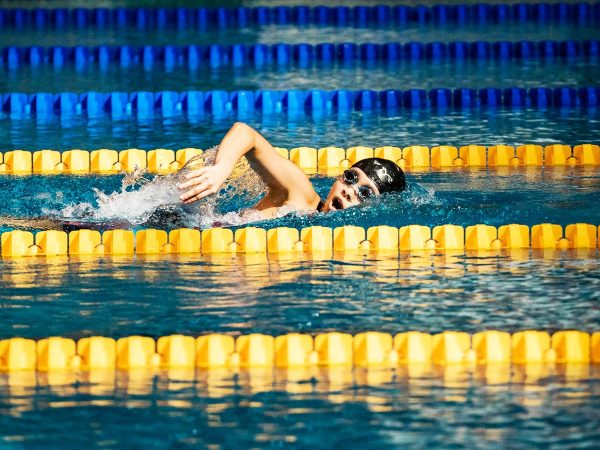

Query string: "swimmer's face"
[[321, 167, 380, 212]]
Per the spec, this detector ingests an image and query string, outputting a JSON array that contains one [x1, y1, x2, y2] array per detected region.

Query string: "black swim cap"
[[351, 157, 406, 194]]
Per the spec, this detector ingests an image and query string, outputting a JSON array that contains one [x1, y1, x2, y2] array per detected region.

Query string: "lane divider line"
[[0, 144, 598, 175], [1, 223, 598, 257], [0, 3, 597, 30], [1, 86, 598, 117], [1, 331, 598, 371], [1, 40, 597, 69]]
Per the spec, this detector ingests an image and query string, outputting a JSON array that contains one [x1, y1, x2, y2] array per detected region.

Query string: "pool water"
[[1, 1, 600, 449], [2, 247, 600, 339], [3, 58, 600, 93], [2, 17, 600, 47]]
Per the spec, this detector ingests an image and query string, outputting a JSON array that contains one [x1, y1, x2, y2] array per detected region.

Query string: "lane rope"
[[2, 40, 597, 69], [1, 86, 598, 117], [0, 144, 598, 175], [1, 331, 598, 372], [0, 3, 597, 30], [0, 223, 598, 257]]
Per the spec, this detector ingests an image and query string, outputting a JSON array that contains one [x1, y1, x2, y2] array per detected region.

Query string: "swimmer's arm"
[[178, 122, 318, 205]]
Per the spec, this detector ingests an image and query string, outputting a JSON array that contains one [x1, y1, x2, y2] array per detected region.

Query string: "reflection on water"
[[3, 58, 599, 93], [1, 251, 599, 338], [1, 366, 599, 448], [1, 21, 599, 47]]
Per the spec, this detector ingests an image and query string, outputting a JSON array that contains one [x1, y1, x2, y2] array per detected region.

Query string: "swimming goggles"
[[342, 169, 376, 202]]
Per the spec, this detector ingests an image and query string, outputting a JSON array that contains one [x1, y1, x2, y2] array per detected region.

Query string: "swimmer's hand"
[[177, 163, 231, 204]]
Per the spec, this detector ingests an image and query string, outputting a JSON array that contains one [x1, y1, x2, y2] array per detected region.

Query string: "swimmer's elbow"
[[228, 122, 258, 147], [231, 121, 254, 137], [231, 121, 247, 131]]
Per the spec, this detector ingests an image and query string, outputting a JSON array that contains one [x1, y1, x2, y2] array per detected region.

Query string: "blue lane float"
[[1, 86, 597, 118], [0, 3, 598, 29], [1, 40, 598, 69]]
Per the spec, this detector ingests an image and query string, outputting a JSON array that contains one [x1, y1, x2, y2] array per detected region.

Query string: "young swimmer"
[[177, 122, 407, 216], [0, 122, 406, 230]]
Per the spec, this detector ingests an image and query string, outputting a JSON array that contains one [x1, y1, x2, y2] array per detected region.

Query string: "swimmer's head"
[[321, 158, 406, 212]]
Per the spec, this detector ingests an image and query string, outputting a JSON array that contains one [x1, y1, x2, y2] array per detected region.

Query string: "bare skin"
[[178, 122, 380, 218]]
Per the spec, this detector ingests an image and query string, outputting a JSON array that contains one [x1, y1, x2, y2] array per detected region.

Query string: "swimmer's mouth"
[[331, 198, 343, 210]]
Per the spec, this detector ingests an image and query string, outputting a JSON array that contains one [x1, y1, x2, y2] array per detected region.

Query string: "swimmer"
[[0, 122, 406, 230], [178, 122, 406, 217]]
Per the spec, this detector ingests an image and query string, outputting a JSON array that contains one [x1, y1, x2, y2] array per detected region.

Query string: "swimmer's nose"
[[342, 186, 357, 202]]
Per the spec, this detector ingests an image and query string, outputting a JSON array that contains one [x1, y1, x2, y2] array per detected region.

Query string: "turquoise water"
[[1, 2, 600, 449]]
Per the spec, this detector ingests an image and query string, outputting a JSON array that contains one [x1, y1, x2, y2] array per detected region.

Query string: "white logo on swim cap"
[[373, 161, 393, 184]]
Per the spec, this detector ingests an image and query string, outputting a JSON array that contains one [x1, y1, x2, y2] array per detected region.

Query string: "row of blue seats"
[[2, 88, 597, 117], [0, 3, 598, 28], [1, 41, 596, 68]]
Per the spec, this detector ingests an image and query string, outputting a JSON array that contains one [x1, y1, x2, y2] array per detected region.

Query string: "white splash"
[[405, 183, 438, 206], [92, 174, 183, 223], [45, 146, 271, 228]]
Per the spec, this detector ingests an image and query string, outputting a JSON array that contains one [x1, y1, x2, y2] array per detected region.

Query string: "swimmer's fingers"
[[181, 190, 212, 204], [184, 167, 206, 180], [178, 177, 203, 191], [178, 169, 207, 190], [178, 163, 230, 203], [179, 181, 216, 203]]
